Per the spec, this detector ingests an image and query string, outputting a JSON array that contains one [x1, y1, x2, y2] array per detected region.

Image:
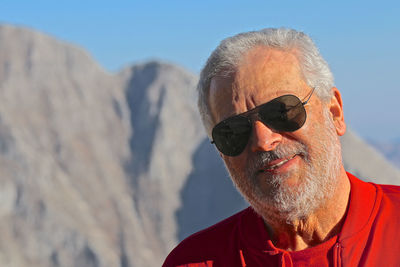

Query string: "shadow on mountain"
[[124, 63, 165, 181], [176, 138, 248, 241]]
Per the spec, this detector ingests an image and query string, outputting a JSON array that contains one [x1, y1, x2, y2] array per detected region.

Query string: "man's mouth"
[[259, 154, 298, 172]]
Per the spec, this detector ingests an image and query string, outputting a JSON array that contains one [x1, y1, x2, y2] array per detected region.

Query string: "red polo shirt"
[[163, 173, 400, 266]]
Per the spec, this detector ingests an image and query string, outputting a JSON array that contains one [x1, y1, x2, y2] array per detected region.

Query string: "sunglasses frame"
[[211, 88, 315, 156]]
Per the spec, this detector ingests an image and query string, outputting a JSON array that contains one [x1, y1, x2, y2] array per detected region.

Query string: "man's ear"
[[329, 87, 346, 136]]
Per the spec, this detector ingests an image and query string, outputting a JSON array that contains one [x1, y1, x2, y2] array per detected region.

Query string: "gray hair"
[[197, 28, 335, 138]]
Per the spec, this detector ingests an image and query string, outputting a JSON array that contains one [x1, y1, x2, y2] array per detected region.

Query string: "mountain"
[[340, 131, 400, 184], [368, 139, 400, 169], [0, 24, 399, 267], [119, 61, 203, 258], [0, 24, 151, 267]]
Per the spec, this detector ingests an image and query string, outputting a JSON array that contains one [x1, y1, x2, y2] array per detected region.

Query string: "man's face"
[[209, 47, 344, 222]]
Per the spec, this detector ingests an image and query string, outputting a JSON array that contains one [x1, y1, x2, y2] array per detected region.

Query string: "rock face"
[[341, 131, 400, 184], [0, 24, 399, 267], [0, 25, 151, 267], [119, 61, 203, 258], [369, 139, 400, 169]]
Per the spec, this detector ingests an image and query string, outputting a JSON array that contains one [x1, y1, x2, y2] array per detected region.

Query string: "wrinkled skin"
[[209, 46, 350, 250]]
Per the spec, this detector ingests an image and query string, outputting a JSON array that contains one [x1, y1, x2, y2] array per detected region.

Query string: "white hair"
[[197, 28, 335, 138]]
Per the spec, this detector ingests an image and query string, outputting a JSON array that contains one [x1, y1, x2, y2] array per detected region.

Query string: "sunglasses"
[[211, 88, 315, 156]]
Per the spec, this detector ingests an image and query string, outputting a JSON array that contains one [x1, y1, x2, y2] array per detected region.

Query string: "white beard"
[[225, 108, 342, 224]]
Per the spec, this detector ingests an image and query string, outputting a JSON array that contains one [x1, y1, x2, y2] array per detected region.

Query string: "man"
[[163, 28, 400, 266]]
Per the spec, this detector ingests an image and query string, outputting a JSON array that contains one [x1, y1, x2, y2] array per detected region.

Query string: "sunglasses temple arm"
[[302, 87, 315, 105]]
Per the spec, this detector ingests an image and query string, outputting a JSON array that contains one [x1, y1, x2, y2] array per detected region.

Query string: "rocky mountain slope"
[[369, 139, 400, 169], [0, 25, 151, 267], [0, 24, 399, 267]]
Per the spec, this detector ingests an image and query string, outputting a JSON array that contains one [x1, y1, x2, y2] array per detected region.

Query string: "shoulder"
[[162, 207, 251, 267], [375, 183, 400, 203], [347, 172, 400, 202], [377, 183, 400, 194]]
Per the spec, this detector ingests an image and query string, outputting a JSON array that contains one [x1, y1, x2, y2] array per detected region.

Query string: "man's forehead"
[[239, 46, 300, 71], [239, 47, 302, 90], [209, 47, 307, 122]]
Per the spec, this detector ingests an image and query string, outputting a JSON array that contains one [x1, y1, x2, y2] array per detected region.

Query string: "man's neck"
[[263, 169, 351, 251]]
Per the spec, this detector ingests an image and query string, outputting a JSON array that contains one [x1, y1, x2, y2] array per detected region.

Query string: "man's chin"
[[249, 175, 321, 221], [249, 195, 312, 224], [253, 169, 301, 194]]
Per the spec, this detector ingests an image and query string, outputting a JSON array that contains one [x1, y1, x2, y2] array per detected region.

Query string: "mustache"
[[249, 142, 308, 170]]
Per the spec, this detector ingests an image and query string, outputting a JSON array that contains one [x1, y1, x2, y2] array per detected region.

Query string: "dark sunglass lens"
[[259, 95, 306, 132], [212, 116, 251, 156]]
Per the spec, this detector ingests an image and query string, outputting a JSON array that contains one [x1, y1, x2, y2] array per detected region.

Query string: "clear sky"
[[1, 0, 399, 141]]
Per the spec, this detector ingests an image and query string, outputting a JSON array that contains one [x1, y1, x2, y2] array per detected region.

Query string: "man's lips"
[[258, 154, 298, 172]]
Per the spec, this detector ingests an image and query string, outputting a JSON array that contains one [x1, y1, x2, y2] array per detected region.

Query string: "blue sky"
[[1, 0, 399, 141]]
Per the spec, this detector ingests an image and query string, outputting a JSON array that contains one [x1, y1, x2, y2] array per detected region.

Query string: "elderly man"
[[163, 28, 400, 266]]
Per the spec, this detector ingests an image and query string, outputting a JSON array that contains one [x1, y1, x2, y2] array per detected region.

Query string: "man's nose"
[[250, 120, 282, 152]]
